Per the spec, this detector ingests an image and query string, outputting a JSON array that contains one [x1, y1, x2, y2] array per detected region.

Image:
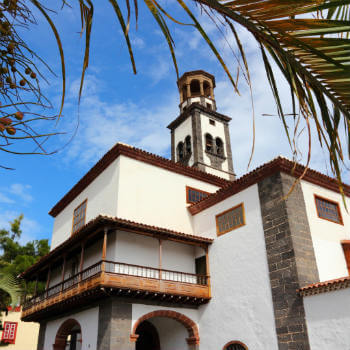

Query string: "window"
[[185, 136, 192, 155], [315, 195, 343, 224], [206, 103, 212, 110], [177, 142, 184, 161], [205, 133, 213, 152], [186, 186, 210, 204], [223, 341, 247, 350], [72, 199, 87, 234], [1, 322, 18, 344], [216, 203, 245, 236], [209, 119, 215, 126], [216, 137, 224, 156]]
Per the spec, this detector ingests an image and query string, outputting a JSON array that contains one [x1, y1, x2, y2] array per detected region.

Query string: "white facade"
[[304, 289, 350, 349], [301, 180, 350, 281]]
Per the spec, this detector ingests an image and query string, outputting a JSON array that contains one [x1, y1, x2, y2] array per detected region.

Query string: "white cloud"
[[0, 193, 14, 204], [8, 184, 33, 203]]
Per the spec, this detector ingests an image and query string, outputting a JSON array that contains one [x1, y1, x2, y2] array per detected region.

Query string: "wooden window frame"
[[1, 321, 18, 344], [71, 199, 88, 235], [341, 240, 350, 275], [186, 186, 211, 204], [314, 194, 343, 225], [216, 203, 246, 236]]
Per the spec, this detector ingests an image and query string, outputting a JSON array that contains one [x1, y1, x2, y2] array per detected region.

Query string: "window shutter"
[[1, 322, 18, 344], [341, 240, 350, 275]]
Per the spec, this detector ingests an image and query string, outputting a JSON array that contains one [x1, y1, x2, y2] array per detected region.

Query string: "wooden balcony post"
[[101, 227, 108, 272], [79, 243, 85, 282], [34, 275, 38, 296], [159, 239, 162, 280], [61, 255, 66, 292], [205, 246, 211, 297], [45, 267, 51, 298]]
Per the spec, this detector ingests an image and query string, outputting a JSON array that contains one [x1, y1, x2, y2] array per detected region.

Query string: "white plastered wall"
[[116, 155, 219, 234], [43, 307, 98, 350], [304, 289, 350, 349], [301, 180, 350, 281], [193, 184, 279, 350], [173, 115, 194, 165], [51, 158, 121, 250]]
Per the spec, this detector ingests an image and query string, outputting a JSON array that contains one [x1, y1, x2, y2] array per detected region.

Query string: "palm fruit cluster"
[[0, 1, 37, 90], [0, 110, 23, 135]]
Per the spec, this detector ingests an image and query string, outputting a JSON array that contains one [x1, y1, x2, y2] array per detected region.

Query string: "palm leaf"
[[0, 272, 21, 307]]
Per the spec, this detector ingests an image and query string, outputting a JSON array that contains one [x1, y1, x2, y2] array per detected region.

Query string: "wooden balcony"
[[21, 260, 210, 321]]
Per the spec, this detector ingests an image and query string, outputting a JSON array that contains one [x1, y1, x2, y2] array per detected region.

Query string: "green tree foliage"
[[0, 215, 49, 306]]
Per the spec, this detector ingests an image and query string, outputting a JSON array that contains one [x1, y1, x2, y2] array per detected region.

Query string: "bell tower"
[[167, 70, 235, 180]]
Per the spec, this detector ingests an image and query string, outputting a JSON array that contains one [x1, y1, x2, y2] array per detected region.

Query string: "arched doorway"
[[53, 319, 82, 350], [135, 320, 160, 350], [131, 310, 199, 350]]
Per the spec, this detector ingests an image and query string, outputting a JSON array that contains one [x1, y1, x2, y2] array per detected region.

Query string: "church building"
[[20, 71, 350, 350]]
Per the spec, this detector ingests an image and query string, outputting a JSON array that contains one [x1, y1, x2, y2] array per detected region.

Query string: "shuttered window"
[[315, 195, 343, 224], [224, 342, 247, 350], [186, 186, 210, 204], [1, 322, 18, 344], [216, 203, 245, 236], [72, 199, 87, 234]]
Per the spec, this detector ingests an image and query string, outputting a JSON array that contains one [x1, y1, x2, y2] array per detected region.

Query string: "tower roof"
[[177, 70, 216, 88]]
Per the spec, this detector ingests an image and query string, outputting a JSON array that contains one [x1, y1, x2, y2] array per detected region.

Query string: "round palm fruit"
[[2, 67, 8, 74], [0, 81, 3, 88], [0, 124, 5, 132], [14, 111, 23, 120], [8, 59, 14, 66], [11, 66, 16, 72], [0, 117, 12, 125], [5, 76, 11, 83], [7, 42, 14, 52], [6, 126, 16, 135], [30, 72, 36, 79], [19, 79, 25, 86], [9, 83, 15, 89], [25, 67, 31, 75]]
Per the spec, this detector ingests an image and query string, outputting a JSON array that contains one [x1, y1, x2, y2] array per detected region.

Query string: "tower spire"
[[167, 70, 235, 181]]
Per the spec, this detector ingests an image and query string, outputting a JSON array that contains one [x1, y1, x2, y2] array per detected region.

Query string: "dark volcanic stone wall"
[[258, 172, 319, 350]]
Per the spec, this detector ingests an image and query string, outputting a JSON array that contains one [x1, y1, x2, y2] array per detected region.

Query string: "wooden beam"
[[159, 239, 162, 280], [102, 228, 108, 260], [205, 246, 211, 298], [45, 267, 51, 298], [79, 243, 85, 282]]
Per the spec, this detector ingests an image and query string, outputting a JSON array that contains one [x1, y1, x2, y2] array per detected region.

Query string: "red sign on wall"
[[1, 322, 18, 344]]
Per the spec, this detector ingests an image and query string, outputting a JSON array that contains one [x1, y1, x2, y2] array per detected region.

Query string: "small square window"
[[186, 186, 210, 204], [315, 195, 343, 225], [216, 203, 245, 236], [2, 322, 18, 344], [72, 199, 87, 234], [209, 119, 215, 126]]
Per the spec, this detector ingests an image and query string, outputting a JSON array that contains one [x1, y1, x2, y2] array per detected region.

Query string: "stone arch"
[[216, 137, 224, 156], [190, 79, 200, 96], [203, 80, 211, 97], [131, 310, 199, 346], [185, 135, 192, 154], [205, 133, 213, 152], [223, 340, 248, 350], [53, 318, 81, 350]]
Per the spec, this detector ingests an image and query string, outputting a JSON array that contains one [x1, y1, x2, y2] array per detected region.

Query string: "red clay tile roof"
[[49, 143, 230, 217], [188, 156, 350, 215], [19, 215, 213, 279], [299, 276, 350, 296]]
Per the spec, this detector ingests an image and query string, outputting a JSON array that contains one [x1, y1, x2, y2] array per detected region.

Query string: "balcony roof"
[[19, 215, 213, 279]]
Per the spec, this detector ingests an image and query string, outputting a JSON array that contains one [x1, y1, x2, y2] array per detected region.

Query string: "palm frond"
[[0, 272, 21, 307]]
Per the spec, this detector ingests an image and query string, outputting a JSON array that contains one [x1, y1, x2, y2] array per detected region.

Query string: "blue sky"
[[0, 0, 347, 245]]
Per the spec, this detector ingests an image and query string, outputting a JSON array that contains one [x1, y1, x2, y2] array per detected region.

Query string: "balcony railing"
[[22, 260, 209, 314]]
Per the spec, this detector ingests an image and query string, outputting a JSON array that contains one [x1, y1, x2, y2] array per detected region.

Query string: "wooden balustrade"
[[22, 260, 210, 317]]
